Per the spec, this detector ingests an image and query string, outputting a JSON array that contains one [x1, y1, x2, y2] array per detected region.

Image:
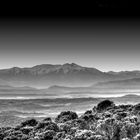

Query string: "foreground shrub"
[[134, 134, 140, 140], [1, 102, 140, 140], [84, 110, 92, 115], [75, 129, 95, 140], [120, 122, 138, 139], [43, 117, 52, 122], [55, 111, 78, 123], [20, 126, 33, 134], [80, 114, 96, 123], [41, 130, 56, 140], [35, 121, 59, 132], [3, 135, 19, 140], [21, 118, 38, 127], [54, 131, 65, 139], [74, 118, 89, 129], [97, 100, 115, 112], [20, 134, 29, 140], [133, 104, 140, 114]]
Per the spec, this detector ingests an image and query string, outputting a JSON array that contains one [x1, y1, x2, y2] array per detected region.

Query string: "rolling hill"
[[0, 63, 114, 88], [0, 63, 140, 88], [94, 78, 140, 89]]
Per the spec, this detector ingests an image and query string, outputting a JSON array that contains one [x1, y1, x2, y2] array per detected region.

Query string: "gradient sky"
[[0, 17, 140, 72]]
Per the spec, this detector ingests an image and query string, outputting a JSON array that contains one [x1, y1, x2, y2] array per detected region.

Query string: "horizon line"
[[0, 62, 140, 73]]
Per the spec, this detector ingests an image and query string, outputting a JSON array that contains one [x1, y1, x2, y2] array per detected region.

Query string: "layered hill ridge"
[[94, 78, 140, 89], [0, 63, 113, 87], [0, 63, 102, 75], [0, 63, 140, 88]]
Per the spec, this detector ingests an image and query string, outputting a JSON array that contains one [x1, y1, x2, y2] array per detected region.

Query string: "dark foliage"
[[133, 103, 140, 114], [20, 126, 33, 134], [97, 100, 115, 112], [35, 121, 59, 132], [41, 130, 56, 140], [55, 111, 78, 123], [21, 118, 38, 127], [1, 100, 140, 140], [43, 117, 52, 122]]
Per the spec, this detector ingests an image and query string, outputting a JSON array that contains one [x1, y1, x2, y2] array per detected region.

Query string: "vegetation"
[[1, 100, 140, 140]]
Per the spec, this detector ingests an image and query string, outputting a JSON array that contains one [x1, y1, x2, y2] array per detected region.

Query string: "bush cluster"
[[1, 100, 140, 140]]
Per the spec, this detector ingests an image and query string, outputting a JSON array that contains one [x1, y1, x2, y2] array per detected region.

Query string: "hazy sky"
[[0, 17, 140, 72]]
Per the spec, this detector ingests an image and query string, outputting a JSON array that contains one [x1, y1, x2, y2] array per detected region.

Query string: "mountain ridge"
[[0, 63, 103, 75], [0, 63, 140, 87], [0, 63, 113, 87]]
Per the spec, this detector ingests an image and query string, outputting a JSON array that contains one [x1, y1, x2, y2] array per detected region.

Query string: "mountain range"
[[0, 63, 140, 88]]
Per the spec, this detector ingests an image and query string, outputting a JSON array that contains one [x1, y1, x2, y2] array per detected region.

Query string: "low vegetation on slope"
[[1, 100, 140, 140]]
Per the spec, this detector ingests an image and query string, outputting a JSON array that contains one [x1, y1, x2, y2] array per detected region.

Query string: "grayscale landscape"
[[0, 16, 140, 140], [1, 63, 140, 127]]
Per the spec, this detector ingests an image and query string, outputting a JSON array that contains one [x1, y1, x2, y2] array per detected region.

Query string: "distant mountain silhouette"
[[94, 78, 140, 89], [0, 63, 140, 88], [0, 63, 114, 87], [108, 71, 140, 78], [120, 94, 140, 98], [0, 84, 37, 91]]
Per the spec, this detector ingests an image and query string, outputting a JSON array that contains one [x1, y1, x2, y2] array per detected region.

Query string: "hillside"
[[0, 94, 139, 127], [94, 78, 140, 89], [1, 63, 140, 88], [47, 77, 140, 93], [0, 100, 140, 140], [0, 63, 113, 88]]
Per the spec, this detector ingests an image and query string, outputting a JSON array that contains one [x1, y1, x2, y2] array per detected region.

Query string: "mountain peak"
[[62, 63, 82, 68], [63, 63, 81, 66], [0, 63, 121, 87]]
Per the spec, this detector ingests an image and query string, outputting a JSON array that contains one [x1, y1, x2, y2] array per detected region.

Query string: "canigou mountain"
[[1, 63, 140, 88], [0, 63, 112, 87]]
